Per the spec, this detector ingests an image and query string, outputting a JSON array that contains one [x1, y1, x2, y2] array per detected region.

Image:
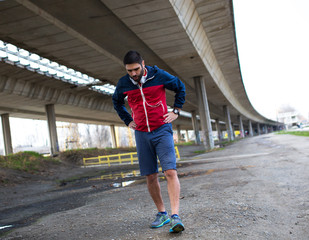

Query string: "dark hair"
[[123, 50, 143, 65]]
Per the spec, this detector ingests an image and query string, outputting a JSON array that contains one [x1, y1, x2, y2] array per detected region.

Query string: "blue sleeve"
[[112, 86, 133, 126], [161, 70, 186, 108]]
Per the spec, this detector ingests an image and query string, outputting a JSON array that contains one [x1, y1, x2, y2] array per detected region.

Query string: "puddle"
[[82, 162, 213, 187], [88, 167, 163, 181], [88, 168, 167, 188], [82, 164, 255, 189], [112, 181, 136, 188], [88, 170, 141, 181], [88, 169, 145, 188]]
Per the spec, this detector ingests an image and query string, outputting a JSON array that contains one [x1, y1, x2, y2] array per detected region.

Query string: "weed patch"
[[277, 131, 309, 137], [0, 151, 60, 173]]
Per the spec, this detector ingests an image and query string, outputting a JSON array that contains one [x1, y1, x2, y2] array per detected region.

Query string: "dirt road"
[[1, 133, 309, 239]]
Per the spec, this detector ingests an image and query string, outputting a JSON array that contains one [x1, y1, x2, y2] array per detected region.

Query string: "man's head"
[[123, 50, 145, 82]]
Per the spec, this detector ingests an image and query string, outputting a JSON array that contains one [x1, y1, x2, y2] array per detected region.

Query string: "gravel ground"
[[1, 133, 309, 239]]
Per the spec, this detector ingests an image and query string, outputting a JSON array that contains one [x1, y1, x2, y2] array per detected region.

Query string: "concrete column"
[[248, 120, 254, 137], [194, 76, 214, 150], [265, 125, 269, 134], [45, 104, 59, 155], [215, 119, 223, 142], [231, 123, 236, 139], [185, 130, 189, 142], [223, 105, 234, 141], [257, 123, 261, 135], [191, 110, 201, 144], [1, 113, 13, 155], [176, 125, 181, 143], [238, 115, 245, 138], [110, 125, 117, 148]]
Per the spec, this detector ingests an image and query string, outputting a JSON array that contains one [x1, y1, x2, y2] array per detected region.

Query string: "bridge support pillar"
[[1, 113, 13, 155], [110, 125, 117, 148], [238, 115, 245, 138], [265, 125, 269, 134], [215, 119, 223, 142], [185, 130, 189, 142], [194, 76, 214, 150], [45, 104, 59, 156], [223, 105, 234, 141], [232, 123, 236, 139], [191, 110, 201, 145], [176, 125, 181, 143], [257, 123, 261, 135], [248, 120, 254, 137]]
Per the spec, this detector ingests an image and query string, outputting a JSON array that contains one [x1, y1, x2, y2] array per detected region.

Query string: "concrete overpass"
[[0, 0, 280, 155]]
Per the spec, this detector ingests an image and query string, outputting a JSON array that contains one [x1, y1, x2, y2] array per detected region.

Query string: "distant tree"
[[82, 124, 93, 148], [94, 125, 112, 148]]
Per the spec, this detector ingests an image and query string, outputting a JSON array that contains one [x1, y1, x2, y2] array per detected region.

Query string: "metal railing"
[[83, 146, 180, 166]]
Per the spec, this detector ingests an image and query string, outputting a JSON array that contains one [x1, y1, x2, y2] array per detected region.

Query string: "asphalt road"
[[1, 133, 309, 239]]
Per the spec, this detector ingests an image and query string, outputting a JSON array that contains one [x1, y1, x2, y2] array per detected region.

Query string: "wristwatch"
[[172, 108, 180, 115]]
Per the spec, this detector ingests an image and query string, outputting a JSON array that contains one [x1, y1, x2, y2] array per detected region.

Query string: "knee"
[[164, 169, 177, 179], [146, 172, 158, 184]]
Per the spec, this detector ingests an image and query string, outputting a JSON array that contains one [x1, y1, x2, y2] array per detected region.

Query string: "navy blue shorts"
[[135, 123, 177, 176]]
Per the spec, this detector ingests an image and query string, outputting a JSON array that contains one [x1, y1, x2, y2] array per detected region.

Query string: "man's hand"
[[128, 121, 137, 130], [163, 112, 178, 123]]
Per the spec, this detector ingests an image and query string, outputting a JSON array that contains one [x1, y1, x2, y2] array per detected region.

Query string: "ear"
[[142, 60, 145, 68]]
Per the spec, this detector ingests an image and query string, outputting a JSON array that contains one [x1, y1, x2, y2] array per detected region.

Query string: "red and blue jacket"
[[112, 65, 186, 132]]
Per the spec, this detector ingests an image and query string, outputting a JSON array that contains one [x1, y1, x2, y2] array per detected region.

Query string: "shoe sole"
[[151, 218, 170, 228], [169, 223, 185, 233]]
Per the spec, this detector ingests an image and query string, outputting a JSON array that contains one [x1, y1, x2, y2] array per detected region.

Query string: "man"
[[112, 50, 186, 233]]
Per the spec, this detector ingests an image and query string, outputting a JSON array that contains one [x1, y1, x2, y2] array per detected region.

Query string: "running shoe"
[[169, 215, 185, 233], [150, 212, 170, 228]]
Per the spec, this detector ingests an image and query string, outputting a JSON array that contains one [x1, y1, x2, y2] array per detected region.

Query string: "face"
[[125, 61, 145, 82]]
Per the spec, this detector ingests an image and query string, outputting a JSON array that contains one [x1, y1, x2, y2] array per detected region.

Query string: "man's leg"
[[147, 172, 171, 228], [164, 169, 180, 215], [165, 169, 184, 233], [146, 172, 165, 212]]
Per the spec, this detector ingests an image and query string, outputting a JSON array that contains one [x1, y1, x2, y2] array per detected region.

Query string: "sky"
[[233, 0, 309, 120]]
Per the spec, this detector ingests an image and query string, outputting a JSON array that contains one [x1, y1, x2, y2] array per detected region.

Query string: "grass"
[[220, 140, 235, 145], [0, 147, 139, 173], [175, 141, 195, 146], [0, 151, 60, 173], [277, 131, 309, 137], [194, 147, 224, 154]]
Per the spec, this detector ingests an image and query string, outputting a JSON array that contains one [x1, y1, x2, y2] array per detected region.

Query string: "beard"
[[132, 66, 144, 82]]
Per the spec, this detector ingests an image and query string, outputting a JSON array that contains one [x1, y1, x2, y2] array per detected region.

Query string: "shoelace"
[[155, 213, 166, 222]]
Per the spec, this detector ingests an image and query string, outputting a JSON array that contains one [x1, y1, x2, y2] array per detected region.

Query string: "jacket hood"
[[145, 65, 159, 79]]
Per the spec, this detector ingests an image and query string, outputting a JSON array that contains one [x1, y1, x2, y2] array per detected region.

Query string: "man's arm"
[[161, 70, 186, 109], [112, 88, 133, 126], [163, 109, 179, 123], [128, 120, 137, 130], [160, 70, 185, 123]]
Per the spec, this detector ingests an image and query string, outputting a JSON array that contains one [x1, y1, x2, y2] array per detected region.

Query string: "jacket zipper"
[[138, 83, 151, 132], [130, 72, 155, 132]]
